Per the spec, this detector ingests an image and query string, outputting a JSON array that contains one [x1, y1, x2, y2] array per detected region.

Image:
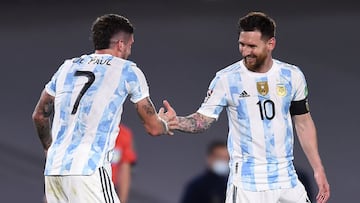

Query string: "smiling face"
[[238, 30, 275, 72]]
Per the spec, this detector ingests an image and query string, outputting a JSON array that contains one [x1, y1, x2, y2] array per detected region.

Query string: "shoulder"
[[274, 59, 304, 75], [215, 61, 242, 77], [109, 57, 138, 68]]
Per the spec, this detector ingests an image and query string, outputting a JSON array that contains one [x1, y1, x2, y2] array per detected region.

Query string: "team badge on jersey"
[[257, 81, 269, 96], [276, 84, 287, 96]]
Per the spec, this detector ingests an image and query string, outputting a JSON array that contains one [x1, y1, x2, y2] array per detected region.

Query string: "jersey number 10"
[[256, 100, 275, 120]]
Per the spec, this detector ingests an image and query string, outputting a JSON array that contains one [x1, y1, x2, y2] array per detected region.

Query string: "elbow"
[[32, 110, 48, 124], [32, 111, 42, 123]]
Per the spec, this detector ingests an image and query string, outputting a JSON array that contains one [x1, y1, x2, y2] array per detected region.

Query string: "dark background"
[[0, 0, 358, 202]]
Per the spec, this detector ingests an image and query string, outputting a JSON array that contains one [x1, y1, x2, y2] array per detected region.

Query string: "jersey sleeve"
[[197, 74, 227, 120], [126, 64, 150, 103], [292, 67, 308, 101], [44, 63, 66, 96]]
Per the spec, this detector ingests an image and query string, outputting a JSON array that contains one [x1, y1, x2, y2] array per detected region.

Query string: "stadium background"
[[0, 0, 358, 202]]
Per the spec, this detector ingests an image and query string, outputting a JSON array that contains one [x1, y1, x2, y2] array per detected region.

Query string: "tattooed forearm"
[[177, 113, 215, 133], [35, 120, 52, 150]]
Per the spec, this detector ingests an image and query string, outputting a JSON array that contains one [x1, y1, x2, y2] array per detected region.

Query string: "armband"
[[290, 98, 310, 115]]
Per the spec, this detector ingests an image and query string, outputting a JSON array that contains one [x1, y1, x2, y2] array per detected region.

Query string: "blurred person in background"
[[111, 124, 137, 203], [180, 140, 229, 203]]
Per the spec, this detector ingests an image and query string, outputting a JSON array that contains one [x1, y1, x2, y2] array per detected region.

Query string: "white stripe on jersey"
[[198, 59, 307, 191], [44, 54, 149, 175]]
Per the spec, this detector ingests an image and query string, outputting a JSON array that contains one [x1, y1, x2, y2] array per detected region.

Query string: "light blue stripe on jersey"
[[280, 68, 298, 187], [256, 76, 279, 189], [45, 66, 77, 174], [83, 62, 132, 174], [229, 72, 256, 191], [208, 76, 227, 115], [60, 62, 106, 173]]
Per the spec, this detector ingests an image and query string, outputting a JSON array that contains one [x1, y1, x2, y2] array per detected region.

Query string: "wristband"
[[160, 117, 169, 134]]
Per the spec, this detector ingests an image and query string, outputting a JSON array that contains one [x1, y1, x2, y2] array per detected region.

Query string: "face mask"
[[211, 160, 229, 176]]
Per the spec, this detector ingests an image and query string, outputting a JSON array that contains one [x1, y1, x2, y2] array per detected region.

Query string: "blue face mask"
[[211, 160, 229, 176]]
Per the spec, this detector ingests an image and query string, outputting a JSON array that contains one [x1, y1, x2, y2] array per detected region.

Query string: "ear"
[[267, 37, 276, 50], [117, 40, 125, 50]]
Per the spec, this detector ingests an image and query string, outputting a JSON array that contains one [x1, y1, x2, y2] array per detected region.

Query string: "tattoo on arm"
[[135, 97, 156, 123], [135, 98, 156, 116], [33, 92, 54, 150], [177, 113, 215, 133], [142, 98, 156, 115]]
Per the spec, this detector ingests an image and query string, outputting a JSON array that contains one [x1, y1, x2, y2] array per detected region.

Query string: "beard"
[[244, 52, 267, 72]]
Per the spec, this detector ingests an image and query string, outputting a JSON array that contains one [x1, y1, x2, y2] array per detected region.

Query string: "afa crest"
[[276, 84, 287, 97]]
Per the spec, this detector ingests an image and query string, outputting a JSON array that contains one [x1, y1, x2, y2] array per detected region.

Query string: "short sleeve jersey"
[[44, 54, 148, 175], [197, 59, 308, 191], [111, 124, 137, 184]]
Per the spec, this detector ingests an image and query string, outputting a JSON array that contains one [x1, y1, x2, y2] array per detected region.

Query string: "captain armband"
[[290, 98, 310, 115]]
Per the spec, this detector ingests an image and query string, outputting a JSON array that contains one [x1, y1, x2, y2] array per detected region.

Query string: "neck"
[[95, 49, 123, 58]]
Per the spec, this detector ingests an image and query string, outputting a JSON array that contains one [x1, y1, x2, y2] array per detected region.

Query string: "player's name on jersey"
[[73, 57, 112, 66]]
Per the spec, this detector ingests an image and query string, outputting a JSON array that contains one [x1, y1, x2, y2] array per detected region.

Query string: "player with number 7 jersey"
[[32, 14, 175, 203], [43, 53, 148, 175]]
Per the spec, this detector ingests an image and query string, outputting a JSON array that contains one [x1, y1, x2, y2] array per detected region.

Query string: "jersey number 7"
[[71, 71, 95, 115]]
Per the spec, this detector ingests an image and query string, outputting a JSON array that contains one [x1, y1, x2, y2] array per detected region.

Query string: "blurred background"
[[0, 0, 358, 202]]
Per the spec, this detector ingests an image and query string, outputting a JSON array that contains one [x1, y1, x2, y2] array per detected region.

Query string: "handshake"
[[158, 100, 178, 136], [156, 100, 216, 136]]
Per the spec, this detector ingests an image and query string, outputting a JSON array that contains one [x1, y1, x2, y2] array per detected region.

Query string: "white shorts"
[[225, 179, 310, 203], [45, 167, 120, 203]]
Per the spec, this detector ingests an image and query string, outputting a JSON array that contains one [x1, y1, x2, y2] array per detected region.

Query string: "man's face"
[[238, 31, 274, 71], [208, 146, 229, 166]]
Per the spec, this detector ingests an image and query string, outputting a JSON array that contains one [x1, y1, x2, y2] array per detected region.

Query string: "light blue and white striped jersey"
[[197, 59, 308, 191], [44, 53, 149, 175]]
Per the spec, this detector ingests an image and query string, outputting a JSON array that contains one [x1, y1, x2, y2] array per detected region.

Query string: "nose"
[[241, 45, 252, 57]]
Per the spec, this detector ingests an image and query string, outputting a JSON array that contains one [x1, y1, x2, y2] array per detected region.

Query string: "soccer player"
[[165, 12, 330, 203], [32, 14, 173, 203]]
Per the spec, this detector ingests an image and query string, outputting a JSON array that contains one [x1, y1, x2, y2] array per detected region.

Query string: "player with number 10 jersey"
[[197, 59, 308, 191]]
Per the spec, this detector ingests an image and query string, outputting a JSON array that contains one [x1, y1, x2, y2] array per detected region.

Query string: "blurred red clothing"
[[111, 124, 137, 185]]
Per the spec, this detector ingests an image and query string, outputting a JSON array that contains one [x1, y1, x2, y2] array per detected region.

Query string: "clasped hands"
[[158, 100, 178, 135]]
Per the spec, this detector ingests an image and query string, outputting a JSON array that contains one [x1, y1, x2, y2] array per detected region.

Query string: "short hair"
[[207, 140, 227, 156], [91, 14, 134, 50], [238, 11, 276, 40]]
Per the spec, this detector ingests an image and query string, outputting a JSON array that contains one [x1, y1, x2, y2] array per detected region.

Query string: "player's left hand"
[[314, 168, 330, 203]]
